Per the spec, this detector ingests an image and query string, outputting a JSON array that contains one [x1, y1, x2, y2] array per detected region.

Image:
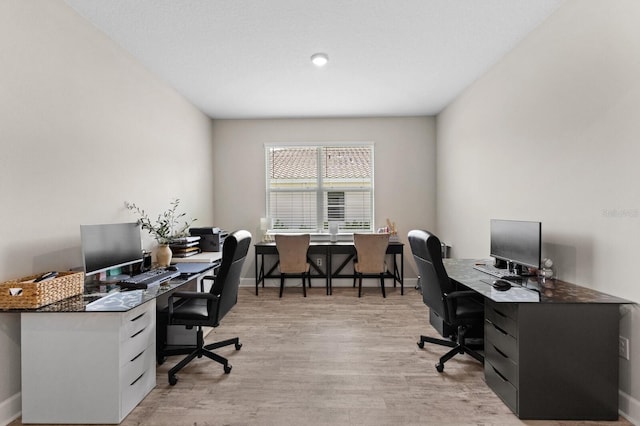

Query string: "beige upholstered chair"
[[353, 233, 390, 297], [275, 234, 311, 297]]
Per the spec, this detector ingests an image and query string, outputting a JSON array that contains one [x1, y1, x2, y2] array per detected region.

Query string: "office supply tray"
[[0, 271, 85, 310]]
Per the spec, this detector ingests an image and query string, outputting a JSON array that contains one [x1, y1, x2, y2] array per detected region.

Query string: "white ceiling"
[[63, 0, 563, 119]]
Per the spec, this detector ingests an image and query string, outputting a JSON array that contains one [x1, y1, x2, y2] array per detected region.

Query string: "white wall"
[[437, 0, 640, 422], [0, 1, 214, 423], [211, 117, 437, 282]]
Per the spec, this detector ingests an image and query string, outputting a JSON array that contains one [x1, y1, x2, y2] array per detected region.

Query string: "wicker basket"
[[0, 271, 84, 310]]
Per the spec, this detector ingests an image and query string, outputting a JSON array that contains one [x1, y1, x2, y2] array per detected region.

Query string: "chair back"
[[275, 234, 310, 273], [210, 230, 252, 321], [408, 229, 455, 324], [353, 233, 389, 273]]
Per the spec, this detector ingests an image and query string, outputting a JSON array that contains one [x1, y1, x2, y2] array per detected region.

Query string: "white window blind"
[[266, 144, 374, 233]]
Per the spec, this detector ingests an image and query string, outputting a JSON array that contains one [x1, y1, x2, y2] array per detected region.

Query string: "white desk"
[[19, 267, 217, 424], [21, 300, 157, 424]]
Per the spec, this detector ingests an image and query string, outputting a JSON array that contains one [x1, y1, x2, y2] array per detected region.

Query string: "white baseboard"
[[0, 392, 21, 426], [620, 390, 640, 425]]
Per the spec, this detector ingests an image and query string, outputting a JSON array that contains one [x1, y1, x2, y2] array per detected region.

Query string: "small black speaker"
[[493, 258, 507, 269], [142, 251, 152, 271]]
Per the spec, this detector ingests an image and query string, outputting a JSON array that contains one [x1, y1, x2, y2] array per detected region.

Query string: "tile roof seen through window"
[[270, 146, 371, 179]]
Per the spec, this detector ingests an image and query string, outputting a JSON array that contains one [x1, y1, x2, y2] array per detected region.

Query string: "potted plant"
[[125, 198, 197, 267]]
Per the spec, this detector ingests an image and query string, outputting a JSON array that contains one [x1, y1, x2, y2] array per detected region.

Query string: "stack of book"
[[169, 236, 201, 258]]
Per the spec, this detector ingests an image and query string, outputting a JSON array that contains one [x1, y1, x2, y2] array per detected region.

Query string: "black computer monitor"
[[490, 219, 541, 273], [81, 222, 143, 277]]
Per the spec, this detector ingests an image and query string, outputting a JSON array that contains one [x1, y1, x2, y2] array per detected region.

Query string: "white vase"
[[329, 222, 339, 242], [156, 244, 172, 267]]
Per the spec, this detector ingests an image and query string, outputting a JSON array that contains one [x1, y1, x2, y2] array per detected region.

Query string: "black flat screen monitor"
[[490, 219, 541, 270], [81, 222, 143, 277]]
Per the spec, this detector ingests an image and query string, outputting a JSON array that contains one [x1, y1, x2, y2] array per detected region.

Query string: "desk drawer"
[[121, 344, 154, 387], [485, 341, 518, 387], [120, 302, 154, 342], [485, 319, 518, 363], [121, 322, 154, 367], [485, 361, 518, 413], [121, 345, 156, 417], [485, 300, 517, 338], [485, 299, 517, 319]]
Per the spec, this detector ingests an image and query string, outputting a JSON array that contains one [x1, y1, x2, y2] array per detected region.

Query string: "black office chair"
[[408, 229, 484, 372], [164, 229, 251, 385]]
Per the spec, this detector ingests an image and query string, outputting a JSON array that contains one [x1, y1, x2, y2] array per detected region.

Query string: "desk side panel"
[[517, 303, 619, 420], [21, 312, 121, 424]]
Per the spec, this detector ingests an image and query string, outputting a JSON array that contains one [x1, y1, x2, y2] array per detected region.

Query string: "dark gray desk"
[[444, 258, 632, 421], [254, 241, 404, 295]]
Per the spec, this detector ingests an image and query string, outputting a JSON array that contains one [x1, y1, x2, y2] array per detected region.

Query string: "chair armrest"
[[444, 290, 478, 300], [443, 290, 483, 317], [200, 275, 216, 292], [168, 291, 220, 316]]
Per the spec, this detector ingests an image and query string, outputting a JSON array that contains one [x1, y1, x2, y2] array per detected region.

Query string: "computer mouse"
[[492, 279, 511, 291], [166, 265, 178, 271]]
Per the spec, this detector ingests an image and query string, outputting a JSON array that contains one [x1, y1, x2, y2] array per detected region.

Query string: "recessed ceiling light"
[[311, 53, 329, 67]]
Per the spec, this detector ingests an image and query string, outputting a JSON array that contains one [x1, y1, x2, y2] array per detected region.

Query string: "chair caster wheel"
[[235, 342, 243, 350], [224, 365, 232, 374], [436, 363, 444, 373], [417, 341, 425, 349], [169, 375, 178, 386]]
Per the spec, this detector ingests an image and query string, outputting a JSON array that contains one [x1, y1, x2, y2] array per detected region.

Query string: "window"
[[266, 143, 374, 233], [327, 191, 345, 221]]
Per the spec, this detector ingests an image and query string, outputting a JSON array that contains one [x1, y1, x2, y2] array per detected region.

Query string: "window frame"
[[264, 142, 375, 234]]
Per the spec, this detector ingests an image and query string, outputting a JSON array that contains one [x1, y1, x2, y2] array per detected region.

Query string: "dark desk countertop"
[[444, 258, 633, 304], [12, 277, 194, 313]]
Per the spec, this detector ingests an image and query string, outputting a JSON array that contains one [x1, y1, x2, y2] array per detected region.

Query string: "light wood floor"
[[15, 285, 632, 425]]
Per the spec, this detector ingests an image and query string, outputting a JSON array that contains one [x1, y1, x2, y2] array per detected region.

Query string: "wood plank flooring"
[[14, 285, 632, 425]]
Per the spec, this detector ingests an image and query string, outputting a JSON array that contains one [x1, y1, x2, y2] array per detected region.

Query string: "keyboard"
[[473, 264, 521, 280], [118, 269, 180, 289]]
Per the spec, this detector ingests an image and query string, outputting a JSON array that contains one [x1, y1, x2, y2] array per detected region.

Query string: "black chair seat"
[[171, 299, 210, 322], [455, 298, 484, 319]]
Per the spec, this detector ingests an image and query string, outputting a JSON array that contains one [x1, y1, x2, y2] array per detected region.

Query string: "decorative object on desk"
[[539, 257, 554, 279], [156, 244, 172, 267], [386, 218, 399, 242], [169, 236, 201, 258], [329, 222, 339, 242], [125, 198, 197, 266], [170, 246, 202, 258], [125, 198, 197, 244], [142, 250, 152, 271], [260, 217, 271, 242], [0, 271, 84, 310]]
